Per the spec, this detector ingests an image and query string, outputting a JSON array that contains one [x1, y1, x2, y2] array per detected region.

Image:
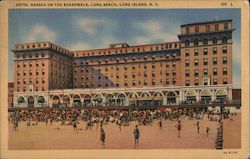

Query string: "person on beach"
[[100, 128, 106, 148], [133, 125, 140, 148]]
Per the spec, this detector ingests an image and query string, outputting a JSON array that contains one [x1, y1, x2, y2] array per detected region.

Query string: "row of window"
[[74, 53, 179, 65], [184, 37, 228, 47], [185, 78, 228, 86], [76, 43, 179, 57], [185, 57, 227, 67], [74, 70, 177, 81], [16, 52, 46, 59], [185, 23, 229, 34], [74, 79, 178, 88], [185, 46, 227, 57], [17, 86, 46, 92], [17, 62, 46, 68], [185, 68, 228, 77]]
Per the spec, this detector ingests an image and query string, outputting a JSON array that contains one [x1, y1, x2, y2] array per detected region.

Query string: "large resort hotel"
[[12, 19, 236, 109]]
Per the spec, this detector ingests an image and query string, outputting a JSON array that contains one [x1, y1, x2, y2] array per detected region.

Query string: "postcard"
[[0, 0, 249, 158]]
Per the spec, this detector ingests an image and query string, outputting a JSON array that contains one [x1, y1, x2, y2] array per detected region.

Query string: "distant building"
[[12, 19, 235, 107]]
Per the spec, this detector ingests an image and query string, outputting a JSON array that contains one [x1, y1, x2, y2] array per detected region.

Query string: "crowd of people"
[[9, 107, 235, 148]]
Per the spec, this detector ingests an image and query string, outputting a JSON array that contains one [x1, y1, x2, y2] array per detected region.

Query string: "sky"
[[8, 9, 241, 88]]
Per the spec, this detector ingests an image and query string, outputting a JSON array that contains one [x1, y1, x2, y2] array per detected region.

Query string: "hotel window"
[[23, 63, 26, 67], [194, 39, 198, 46], [29, 63, 32, 67], [194, 69, 199, 76], [23, 71, 26, 76], [173, 53, 176, 58], [185, 80, 190, 86], [195, 26, 199, 32], [166, 70, 169, 76], [17, 71, 20, 76], [223, 68, 228, 75], [195, 79, 199, 86], [17, 63, 20, 68], [206, 25, 210, 32], [194, 59, 199, 66], [36, 71, 39, 75], [172, 63, 176, 68], [116, 74, 119, 78], [223, 78, 228, 84], [166, 54, 170, 59], [173, 78, 176, 85], [203, 48, 208, 55], [213, 38, 217, 44], [132, 81, 136, 86], [152, 55, 155, 60], [223, 57, 227, 64], [223, 46, 227, 53], [185, 40, 190, 47], [23, 54, 26, 59], [124, 73, 128, 78], [144, 65, 147, 69], [213, 58, 217, 65], [36, 87, 38, 91], [132, 72, 136, 78], [222, 37, 227, 44], [172, 70, 176, 77], [185, 70, 190, 77], [23, 87, 26, 92], [36, 63, 39, 67], [203, 58, 208, 65], [42, 78, 45, 84], [144, 72, 147, 77], [152, 71, 156, 77], [185, 50, 190, 56], [152, 64, 155, 69], [144, 56, 147, 60], [42, 53, 45, 57], [204, 69, 208, 76], [17, 87, 20, 92], [116, 67, 119, 71], [213, 47, 217, 54], [29, 71, 32, 76], [166, 79, 170, 85], [144, 81, 147, 86], [152, 80, 156, 86], [224, 23, 228, 30], [203, 38, 208, 45], [204, 79, 208, 85], [17, 79, 20, 85], [215, 24, 219, 31], [23, 79, 26, 84], [213, 68, 217, 76], [185, 60, 190, 67], [98, 76, 101, 80], [124, 66, 128, 70], [194, 49, 198, 56], [213, 79, 218, 85], [166, 63, 169, 68], [132, 66, 136, 70], [186, 27, 190, 34]]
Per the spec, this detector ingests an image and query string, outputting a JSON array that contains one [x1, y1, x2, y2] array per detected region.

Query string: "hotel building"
[[12, 19, 234, 108]]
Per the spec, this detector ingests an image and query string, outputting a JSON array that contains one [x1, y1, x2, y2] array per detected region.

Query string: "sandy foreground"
[[9, 114, 241, 150]]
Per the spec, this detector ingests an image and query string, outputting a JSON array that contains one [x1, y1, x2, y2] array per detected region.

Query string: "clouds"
[[132, 20, 179, 45], [75, 17, 117, 36], [76, 18, 102, 35], [27, 24, 57, 43]]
